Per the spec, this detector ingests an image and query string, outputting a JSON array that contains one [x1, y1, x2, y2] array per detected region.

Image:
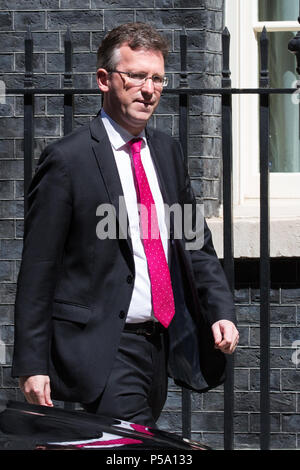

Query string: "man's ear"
[[96, 68, 110, 93]]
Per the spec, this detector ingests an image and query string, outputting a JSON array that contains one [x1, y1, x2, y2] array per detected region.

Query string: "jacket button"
[[119, 310, 125, 319], [127, 275, 133, 284]]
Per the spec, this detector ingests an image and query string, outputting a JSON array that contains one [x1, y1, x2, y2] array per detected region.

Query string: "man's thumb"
[[212, 322, 222, 345], [44, 380, 53, 407]]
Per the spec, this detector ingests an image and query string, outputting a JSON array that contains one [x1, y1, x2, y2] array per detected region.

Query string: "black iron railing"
[[4, 22, 300, 450]]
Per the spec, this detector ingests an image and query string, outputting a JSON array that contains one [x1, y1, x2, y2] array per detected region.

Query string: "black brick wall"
[[0, 0, 224, 214], [1, 0, 300, 450]]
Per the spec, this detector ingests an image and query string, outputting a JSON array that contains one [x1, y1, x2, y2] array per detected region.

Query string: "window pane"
[[259, 0, 299, 22], [258, 0, 300, 172], [266, 31, 300, 173]]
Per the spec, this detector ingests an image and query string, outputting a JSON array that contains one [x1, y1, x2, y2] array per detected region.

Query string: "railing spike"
[[179, 26, 188, 88], [65, 26, 72, 42], [25, 26, 32, 40], [24, 26, 33, 80], [223, 26, 230, 37], [222, 26, 231, 87], [260, 26, 269, 87]]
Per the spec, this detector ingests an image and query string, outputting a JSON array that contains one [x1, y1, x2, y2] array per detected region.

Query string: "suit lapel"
[[90, 116, 133, 255], [89, 118, 175, 258]]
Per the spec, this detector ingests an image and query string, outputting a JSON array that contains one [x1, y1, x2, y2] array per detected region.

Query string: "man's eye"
[[131, 73, 146, 80], [152, 76, 163, 83]]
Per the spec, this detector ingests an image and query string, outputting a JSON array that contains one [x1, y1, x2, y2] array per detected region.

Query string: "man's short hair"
[[97, 22, 169, 70]]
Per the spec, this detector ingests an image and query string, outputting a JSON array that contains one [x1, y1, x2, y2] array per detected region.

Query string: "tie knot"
[[129, 138, 142, 156]]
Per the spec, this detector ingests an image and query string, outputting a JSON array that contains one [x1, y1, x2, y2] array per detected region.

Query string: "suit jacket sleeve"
[[177, 143, 236, 327], [12, 144, 72, 378]]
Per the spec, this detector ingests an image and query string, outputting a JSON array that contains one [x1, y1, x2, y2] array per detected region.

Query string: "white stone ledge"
[[207, 217, 300, 258]]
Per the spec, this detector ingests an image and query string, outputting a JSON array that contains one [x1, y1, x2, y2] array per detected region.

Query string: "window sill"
[[207, 213, 300, 258]]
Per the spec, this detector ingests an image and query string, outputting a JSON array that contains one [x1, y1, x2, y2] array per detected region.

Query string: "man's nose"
[[141, 77, 155, 93]]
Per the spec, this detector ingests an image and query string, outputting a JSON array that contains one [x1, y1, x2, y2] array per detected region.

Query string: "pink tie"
[[129, 138, 175, 328]]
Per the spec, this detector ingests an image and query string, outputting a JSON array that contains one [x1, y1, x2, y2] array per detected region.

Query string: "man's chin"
[[127, 111, 153, 130]]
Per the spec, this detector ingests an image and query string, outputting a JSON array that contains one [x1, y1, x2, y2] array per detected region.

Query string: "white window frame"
[[225, 0, 300, 218]]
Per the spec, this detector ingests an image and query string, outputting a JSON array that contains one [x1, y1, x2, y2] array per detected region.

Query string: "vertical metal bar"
[[179, 28, 189, 169], [24, 28, 34, 217], [221, 27, 235, 451], [63, 28, 75, 412], [64, 28, 73, 136], [259, 26, 270, 451], [179, 27, 191, 440]]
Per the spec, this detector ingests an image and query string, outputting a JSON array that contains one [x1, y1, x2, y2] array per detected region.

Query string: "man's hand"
[[211, 320, 239, 354], [19, 375, 53, 407]]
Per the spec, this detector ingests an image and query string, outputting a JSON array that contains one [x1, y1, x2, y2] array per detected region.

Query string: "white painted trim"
[[253, 21, 300, 32], [225, 0, 260, 208], [207, 216, 300, 258]]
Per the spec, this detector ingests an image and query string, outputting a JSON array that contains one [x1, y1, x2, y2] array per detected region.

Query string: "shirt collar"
[[100, 109, 146, 151]]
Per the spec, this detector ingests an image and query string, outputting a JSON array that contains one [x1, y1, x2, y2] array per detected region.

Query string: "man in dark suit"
[[12, 23, 239, 427]]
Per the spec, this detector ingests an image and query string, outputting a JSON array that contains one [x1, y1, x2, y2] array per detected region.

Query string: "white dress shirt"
[[101, 109, 169, 323]]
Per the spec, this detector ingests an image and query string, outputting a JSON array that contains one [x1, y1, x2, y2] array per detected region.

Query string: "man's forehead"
[[117, 43, 165, 63]]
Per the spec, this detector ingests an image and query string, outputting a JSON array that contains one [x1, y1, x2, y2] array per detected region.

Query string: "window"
[[225, 0, 300, 217], [259, 0, 300, 174]]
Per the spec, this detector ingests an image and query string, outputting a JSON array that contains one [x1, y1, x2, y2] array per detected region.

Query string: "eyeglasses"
[[108, 70, 168, 88]]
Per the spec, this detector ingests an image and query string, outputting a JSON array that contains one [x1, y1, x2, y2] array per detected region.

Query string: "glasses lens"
[[120, 72, 168, 88], [128, 73, 147, 86]]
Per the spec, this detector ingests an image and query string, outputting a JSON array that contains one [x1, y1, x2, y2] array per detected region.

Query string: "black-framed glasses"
[[108, 70, 168, 88]]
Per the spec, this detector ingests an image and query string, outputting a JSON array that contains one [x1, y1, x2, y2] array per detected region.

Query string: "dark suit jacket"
[[12, 114, 236, 403]]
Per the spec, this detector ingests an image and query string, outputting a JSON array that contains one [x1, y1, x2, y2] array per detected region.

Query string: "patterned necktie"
[[129, 138, 175, 328]]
